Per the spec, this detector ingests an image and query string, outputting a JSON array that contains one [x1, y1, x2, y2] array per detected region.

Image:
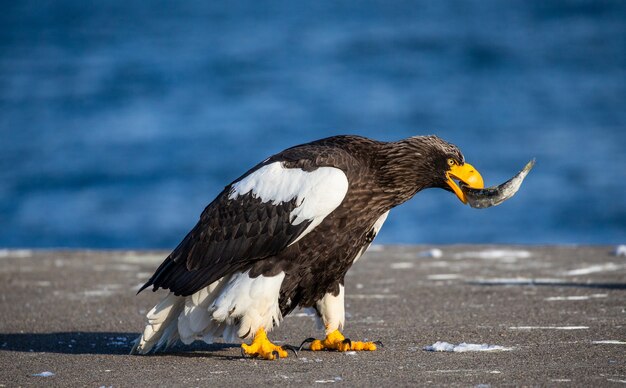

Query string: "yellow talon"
[[306, 329, 377, 352], [241, 328, 288, 360]]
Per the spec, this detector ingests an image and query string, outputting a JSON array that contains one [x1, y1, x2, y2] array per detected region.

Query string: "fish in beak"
[[446, 162, 484, 204], [460, 159, 535, 209]]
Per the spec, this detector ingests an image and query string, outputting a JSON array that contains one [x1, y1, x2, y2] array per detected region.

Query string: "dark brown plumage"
[[133, 135, 482, 357], [140, 135, 466, 312]]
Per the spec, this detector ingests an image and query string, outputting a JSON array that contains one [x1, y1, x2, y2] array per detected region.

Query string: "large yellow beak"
[[446, 163, 484, 204]]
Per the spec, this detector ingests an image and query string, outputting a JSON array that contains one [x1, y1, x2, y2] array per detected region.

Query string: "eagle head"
[[391, 135, 484, 204]]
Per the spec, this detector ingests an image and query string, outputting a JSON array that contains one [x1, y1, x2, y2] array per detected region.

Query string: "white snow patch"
[[347, 294, 398, 299], [428, 274, 461, 280], [0, 249, 32, 258], [545, 294, 607, 301], [424, 341, 512, 352], [314, 377, 342, 383], [551, 379, 572, 382], [32, 371, 55, 377], [509, 326, 588, 330], [615, 245, 626, 257], [84, 289, 116, 297], [592, 340, 626, 344], [390, 262, 414, 269], [564, 263, 621, 276], [419, 249, 443, 258], [454, 249, 531, 261], [14, 280, 52, 287], [82, 284, 123, 298], [118, 253, 164, 264], [345, 351, 357, 355], [110, 264, 140, 272]]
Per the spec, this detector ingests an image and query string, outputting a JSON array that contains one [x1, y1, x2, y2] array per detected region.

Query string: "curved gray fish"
[[461, 159, 535, 209]]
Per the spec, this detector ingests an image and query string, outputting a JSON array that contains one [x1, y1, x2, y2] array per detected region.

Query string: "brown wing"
[[138, 136, 369, 297], [138, 188, 312, 296]]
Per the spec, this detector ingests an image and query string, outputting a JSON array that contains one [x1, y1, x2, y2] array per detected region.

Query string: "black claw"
[[271, 350, 280, 360], [298, 337, 316, 352], [342, 338, 352, 349], [373, 340, 384, 348], [283, 344, 299, 358], [241, 347, 248, 358]]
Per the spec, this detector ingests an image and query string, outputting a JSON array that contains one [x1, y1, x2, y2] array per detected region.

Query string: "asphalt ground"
[[0, 246, 624, 387]]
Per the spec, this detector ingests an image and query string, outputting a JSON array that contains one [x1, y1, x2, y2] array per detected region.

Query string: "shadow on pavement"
[[0, 332, 239, 355], [467, 281, 626, 290]]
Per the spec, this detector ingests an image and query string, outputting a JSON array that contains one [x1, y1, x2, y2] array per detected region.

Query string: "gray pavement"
[[0, 246, 625, 387]]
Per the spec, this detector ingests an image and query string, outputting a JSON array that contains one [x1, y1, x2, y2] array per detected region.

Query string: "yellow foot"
[[241, 328, 289, 360], [300, 329, 380, 352]]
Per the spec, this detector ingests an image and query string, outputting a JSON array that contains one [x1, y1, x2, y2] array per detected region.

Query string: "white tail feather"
[[210, 271, 285, 339], [132, 271, 285, 355], [131, 293, 184, 354]]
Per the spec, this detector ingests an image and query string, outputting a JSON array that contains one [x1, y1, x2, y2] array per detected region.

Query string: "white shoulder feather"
[[229, 162, 349, 244]]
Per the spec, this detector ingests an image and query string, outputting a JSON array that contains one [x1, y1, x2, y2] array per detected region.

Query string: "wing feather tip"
[[136, 282, 151, 295]]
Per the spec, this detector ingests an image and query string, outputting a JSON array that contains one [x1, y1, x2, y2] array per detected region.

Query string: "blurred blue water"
[[1, 0, 625, 248]]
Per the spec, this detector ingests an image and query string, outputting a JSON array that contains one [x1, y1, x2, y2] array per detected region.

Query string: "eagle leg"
[[240, 328, 289, 360], [299, 329, 378, 352]]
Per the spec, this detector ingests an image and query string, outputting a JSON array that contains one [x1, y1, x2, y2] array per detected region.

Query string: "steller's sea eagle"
[[131, 135, 484, 359]]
